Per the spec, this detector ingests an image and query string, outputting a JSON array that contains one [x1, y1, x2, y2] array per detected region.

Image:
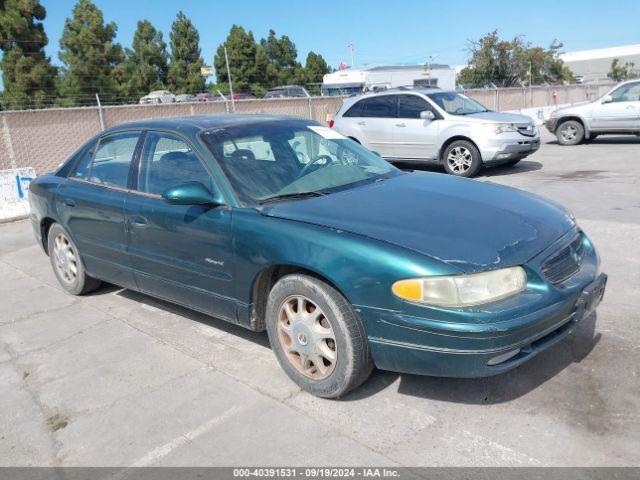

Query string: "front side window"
[[138, 132, 211, 196], [76, 131, 141, 188], [427, 92, 489, 115], [200, 120, 400, 203], [609, 82, 640, 103], [398, 94, 435, 119]]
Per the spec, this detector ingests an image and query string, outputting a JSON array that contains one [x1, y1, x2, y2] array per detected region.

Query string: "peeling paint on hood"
[[261, 172, 575, 273]]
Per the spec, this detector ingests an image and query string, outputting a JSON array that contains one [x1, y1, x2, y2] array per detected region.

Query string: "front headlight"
[[494, 123, 518, 134], [392, 266, 527, 307]]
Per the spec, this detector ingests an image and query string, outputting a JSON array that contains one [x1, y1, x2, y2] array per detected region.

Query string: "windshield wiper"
[[258, 191, 326, 204]]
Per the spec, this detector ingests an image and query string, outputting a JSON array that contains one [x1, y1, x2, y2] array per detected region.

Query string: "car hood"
[[461, 111, 534, 124], [260, 172, 575, 273], [553, 101, 592, 115]]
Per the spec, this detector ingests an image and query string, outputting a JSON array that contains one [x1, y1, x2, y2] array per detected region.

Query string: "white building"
[[560, 44, 640, 83], [321, 64, 457, 96]]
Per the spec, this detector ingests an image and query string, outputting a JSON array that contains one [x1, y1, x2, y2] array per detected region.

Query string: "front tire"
[[47, 223, 101, 295], [266, 274, 373, 398], [442, 140, 482, 177], [557, 120, 584, 145]]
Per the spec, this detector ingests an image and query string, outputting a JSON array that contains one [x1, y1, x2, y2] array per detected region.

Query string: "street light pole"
[[224, 45, 235, 113]]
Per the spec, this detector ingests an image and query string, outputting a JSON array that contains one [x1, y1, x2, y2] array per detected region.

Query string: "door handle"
[[396, 123, 406, 127], [626, 105, 635, 109], [357, 121, 366, 126], [129, 215, 148, 226], [64, 198, 76, 207]]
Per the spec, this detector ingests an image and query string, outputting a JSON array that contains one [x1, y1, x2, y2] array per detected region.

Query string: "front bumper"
[[545, 118, 558, 133], [358, 235, 605, 378], [479, 135, 541, 164]]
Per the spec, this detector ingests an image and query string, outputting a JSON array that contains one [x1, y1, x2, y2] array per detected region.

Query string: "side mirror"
[[420, 110, 436, 121], [601, 94, 613, 104], [162, 181, 222, 206]]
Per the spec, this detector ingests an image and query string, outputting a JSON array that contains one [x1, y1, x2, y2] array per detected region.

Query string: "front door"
[[125, 131, 236, 322], [591, 81, 640, 131], [56, 131, 143, 289], [394, 94, 440, 160]]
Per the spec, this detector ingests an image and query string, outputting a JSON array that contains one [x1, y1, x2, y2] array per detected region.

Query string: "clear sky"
[[5, 0, 640, 84]]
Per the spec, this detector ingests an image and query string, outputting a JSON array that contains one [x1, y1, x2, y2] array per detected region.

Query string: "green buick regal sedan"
[[29, 115, 606, 398]]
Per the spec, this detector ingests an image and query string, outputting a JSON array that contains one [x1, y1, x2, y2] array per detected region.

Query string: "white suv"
[[331, 88, 540, 177], [545, 80, 640, 145]]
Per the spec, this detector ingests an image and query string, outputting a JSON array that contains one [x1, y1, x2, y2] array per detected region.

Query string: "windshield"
[[427, 92, 489, 115], [200, 119, 400, 204]]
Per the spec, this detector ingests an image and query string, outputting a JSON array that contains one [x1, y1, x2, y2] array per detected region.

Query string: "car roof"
[[101, 114, 307, 136]]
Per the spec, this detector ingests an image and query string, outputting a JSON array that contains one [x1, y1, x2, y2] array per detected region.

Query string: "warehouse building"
[[561, 44, 640, 83]]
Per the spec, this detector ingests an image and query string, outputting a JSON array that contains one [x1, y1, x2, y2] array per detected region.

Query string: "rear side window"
[[344, 96, 397, 118], [398, 94, 435, 119], [80, 131, 141, 188], [138, 132, 211, 195]]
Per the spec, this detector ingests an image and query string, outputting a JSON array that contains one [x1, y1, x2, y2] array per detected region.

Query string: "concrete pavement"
[[1, 131, 638, 466]]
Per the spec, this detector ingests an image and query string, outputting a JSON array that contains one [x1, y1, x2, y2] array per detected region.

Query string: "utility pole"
[[224, 45, 235, 113], [529, 60, 533, 108], [348, 42, 354, 67]]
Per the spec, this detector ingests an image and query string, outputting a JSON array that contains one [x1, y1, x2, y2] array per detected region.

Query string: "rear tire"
[[442, 140, 482, 177], [47, 223, 101, 295], [266, 274, 373, 398], [557, 120, 584, 145]]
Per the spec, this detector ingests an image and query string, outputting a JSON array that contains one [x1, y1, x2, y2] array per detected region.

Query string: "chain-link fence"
[[0, 82, 614, 174]]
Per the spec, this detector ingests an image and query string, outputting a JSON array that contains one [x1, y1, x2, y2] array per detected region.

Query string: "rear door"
[[125, 130, 236, 322], [56, 130, 143, 288], [394, 94, 440, 160], [340, 95, 397, 158], [591, 81, 640, 131]]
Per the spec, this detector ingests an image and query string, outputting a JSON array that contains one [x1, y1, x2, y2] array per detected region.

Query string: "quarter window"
[[138, 132, 211, 196], [78, 131, 141, 188]]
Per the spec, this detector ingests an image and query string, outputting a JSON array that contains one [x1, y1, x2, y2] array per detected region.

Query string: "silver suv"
[[545, 80, 640, 145], [331, 88, 540, 177]]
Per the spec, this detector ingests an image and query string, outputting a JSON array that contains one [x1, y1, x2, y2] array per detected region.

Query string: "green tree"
[[302, 51, 330, 83], [260, 29, 300, 86], [122, 20, 169, 100], [167, 11, 204, 94], [214, 25, 265, 94], [608, 58, 635, 82], [0, 0, 57, 109], [457, 30, 573, 88], [57, 0, 124, 105]]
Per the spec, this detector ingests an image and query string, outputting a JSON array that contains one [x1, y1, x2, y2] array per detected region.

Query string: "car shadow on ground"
[[94, 284, 271, 348], [546, 136, 640, 145], [342, 313, 601, 405], [394, 160, 543, 177], [96, 284, 600, 405]]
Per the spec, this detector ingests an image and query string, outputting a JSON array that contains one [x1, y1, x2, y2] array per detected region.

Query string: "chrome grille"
[[541, 235, 585, 284]]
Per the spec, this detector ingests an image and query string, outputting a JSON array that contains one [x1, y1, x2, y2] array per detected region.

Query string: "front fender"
[[231, 208, 458, 315]]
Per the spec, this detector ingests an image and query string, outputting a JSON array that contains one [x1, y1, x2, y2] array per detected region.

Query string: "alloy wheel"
[[447, 146, 473, 174], [277, 295, 337, 380], [53, 233, 78, 284], [561, 125, 577, 142]]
